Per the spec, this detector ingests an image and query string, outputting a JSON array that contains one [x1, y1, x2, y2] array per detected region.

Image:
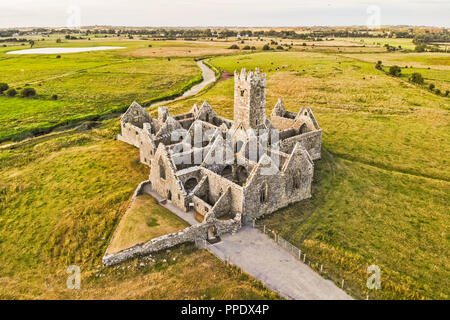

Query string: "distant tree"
[[6, 88, 17, 97], [429, 83, 435, 91], [29, 40, 35, 48], [251, 46, 256, 50], [388, 65, 402, 77], [409, 72, 424, 84], [276, 46, 284, 50], [445, 90, 449, 97], [435, 89, 441, 95], [242, 45, 251, 50], [148, 44, 152, 47], [228, 44, 240, 49], [56, 55, 61, 59], [0, 83, 8, 93], [56, 38, 62, 43], [375, 60, 383, 70], [262, 44, 271, 51], [21, 87, 36, 97], [415, 44, 427, 52], [51, 94, 58, 100]]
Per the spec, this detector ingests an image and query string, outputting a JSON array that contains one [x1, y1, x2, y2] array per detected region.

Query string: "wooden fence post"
[[342, 279, 345, 288]]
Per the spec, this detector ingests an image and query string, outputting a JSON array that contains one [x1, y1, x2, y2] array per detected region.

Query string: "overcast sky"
[[0, 0, 448, 28]]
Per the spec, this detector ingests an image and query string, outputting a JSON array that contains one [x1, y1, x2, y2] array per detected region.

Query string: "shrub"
[[51, 94, 58, 100], [276, 46, 284, 50], [6, 88, 17, 97], [242, 45, 251, 50], [148, 44, 152, 47], [0, 83, 8, 93], [21, 87, 36, 97], [435, 89, 441, 95], [388, 65, 402, 77], [445, 90, 449, 97], [251, 46, 256, 50], [429, 83, 435, 91], [228, 44, 239, 49], [415, 44, 427, 52], [56, 55, 61, 59], [409, 72, 424, 85], [262, 44, 271, 51], [375, 61, 383, 70]]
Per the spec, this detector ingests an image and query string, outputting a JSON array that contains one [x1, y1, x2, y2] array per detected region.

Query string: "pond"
[[6, 46, 126, 55]]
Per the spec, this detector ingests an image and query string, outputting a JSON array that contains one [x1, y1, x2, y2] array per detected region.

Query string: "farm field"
[[0, 119, 278, 299], [166, 50, 450, 299], [0, 36, 449, 300]]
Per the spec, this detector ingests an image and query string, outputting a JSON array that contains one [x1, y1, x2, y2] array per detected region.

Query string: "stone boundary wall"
[[103, 214, 242, 266]]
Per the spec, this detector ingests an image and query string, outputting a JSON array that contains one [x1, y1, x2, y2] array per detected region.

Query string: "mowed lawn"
[[0, 42, 202, 142], [166, 51, 450, 299], [0, 120, 278, 299]]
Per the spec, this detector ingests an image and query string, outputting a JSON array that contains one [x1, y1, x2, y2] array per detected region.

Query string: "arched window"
[[293, 171, 301, 189], [159, 158, 166, 180], [235, 140, 244, 153], [299, 123, 308, 134], [260, 183, 268, 204]]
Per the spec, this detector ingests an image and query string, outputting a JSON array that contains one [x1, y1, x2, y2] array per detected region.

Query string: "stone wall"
[[103, 214, 242, 266], [279, 130, 322, 160]]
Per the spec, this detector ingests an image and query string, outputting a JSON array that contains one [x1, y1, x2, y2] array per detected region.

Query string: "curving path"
[[0, 60, 218, 150], [151, 60, 217, 107]]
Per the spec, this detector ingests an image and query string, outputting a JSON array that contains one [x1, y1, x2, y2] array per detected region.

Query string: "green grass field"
[[0, 37, 449, 299], [0, 41, 202, 142], [166, 50, 450, 299]]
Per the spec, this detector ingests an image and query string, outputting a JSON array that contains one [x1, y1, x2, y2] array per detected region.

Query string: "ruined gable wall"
[[118, 122, 143, 148], [149, 151, 187, 211], [279, 130, 322, 160]]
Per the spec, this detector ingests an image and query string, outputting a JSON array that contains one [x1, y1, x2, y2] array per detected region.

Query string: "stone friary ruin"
[[103, 68, 322, 266]]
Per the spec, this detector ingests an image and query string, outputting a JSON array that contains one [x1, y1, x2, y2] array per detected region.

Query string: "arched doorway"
[[207, 226, 220, 244]]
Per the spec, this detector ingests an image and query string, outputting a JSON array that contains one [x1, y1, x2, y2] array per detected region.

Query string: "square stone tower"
[[233, 68, 267, 130]]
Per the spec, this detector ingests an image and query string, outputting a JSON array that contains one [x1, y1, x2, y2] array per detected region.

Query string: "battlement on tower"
[[234, 68, 266, 86]]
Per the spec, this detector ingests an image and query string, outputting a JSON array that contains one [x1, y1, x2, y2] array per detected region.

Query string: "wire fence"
[[252, 220, 366, 299]]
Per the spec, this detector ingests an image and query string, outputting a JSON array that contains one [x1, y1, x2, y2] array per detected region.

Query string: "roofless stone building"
[[103, 68, 322, 266]]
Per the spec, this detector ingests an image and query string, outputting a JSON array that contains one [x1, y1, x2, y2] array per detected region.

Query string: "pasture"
[[0, 36, 448, 299]]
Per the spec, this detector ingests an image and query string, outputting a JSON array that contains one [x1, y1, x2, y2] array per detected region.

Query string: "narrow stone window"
[[260, 183, 268, 204], [293, 171, 301, 189], [159, 158, 166, 180]]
